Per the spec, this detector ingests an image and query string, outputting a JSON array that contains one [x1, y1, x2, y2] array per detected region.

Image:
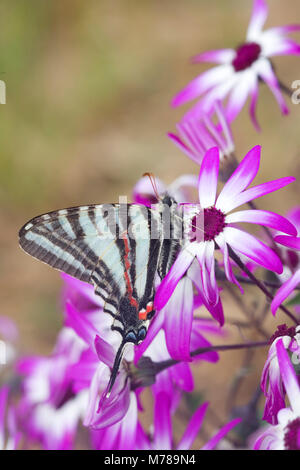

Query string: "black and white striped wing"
[[19, 204, 162, 309], [157, 199, 183, 280]]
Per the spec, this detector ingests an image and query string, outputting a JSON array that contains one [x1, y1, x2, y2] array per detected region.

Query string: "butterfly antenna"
[[143, 172, 160, 201], [104, 339, 127, 399]]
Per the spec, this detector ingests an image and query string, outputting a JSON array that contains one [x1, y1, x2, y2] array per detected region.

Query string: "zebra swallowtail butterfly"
[[19, 193, 183, 396]]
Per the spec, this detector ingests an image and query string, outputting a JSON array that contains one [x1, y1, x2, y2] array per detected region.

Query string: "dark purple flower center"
[[191, 207, 226, 242], [56, 385, 76, 409], [269, 323, 296, 345], [287, 249, 300, 271], [284, 417, 300, 450], [232, 42, 261, 72]]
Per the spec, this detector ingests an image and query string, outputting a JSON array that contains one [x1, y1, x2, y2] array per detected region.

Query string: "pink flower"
[[271, 214, 300, 315], [254, 339, 300, 450], [90, 392, 139, 450], [17, 327, 87, 450], [64, 298, 135, 430], [61, 273, 144, 432], [134, 319, 223, 407], [133, 176, 225, 339], [137, 391, 241, 450], [172, 0, 300, 129], [155, 145, 296, 312], [261, 324, 300, 425], [62, 273, 137, 428], [20, 391, 88, 450], [0, 387, 21, 450], [274, 208, 300, 283], [62, 272, 221, 430], [18, 327, 85, 407], [81, 321, 219, 447], [168, 101, 235, 168], [135, 270, 225, 359]]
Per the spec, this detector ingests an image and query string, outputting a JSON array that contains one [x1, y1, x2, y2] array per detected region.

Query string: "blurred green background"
[[1, 0, 300, 446]]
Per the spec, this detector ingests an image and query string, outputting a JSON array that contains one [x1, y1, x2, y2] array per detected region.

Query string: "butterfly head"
[[160, 193, 177, 207]]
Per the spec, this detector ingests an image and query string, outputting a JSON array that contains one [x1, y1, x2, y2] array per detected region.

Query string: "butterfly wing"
[[19, 203, 163, 308], [19, 198, 181, 400], [157, 195, 183, 279], [19, 205, 119, 304]]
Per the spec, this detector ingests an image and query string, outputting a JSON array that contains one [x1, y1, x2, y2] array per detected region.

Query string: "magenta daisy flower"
[[61, 273, 145, 431], [19, 390, 88, 450], [172, 0, 300, 129], [168, 101, 235, 169], [271, 234, 300, 316], [61, 274, 137, 428], [133, 174, 225, 326], [90, 391, 139, 450], [63, 298, 135, 430], [134, 277, 225, 362], [18, 327, 86, 407], [261, 324, 300, 425], [253, 338, 300, 450], [137, 391, 241, 450], [134, 320, 222, 407], [274, 208, 300, 286], [17, 327, 87, 450], [0, 387, 21, 450], [62, 271, 223, 429], [155, 145, 296, 310]]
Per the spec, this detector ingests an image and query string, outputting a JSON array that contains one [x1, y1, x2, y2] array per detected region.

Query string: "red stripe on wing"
[[122, 234, 138, 309]]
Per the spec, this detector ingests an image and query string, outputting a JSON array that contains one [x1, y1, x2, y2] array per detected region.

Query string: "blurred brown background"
[[1, 0, 300, 447]]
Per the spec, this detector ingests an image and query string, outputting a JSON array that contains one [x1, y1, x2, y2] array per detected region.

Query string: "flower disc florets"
[[232, 42, 261, 71], [190, 207, 226, 242], [284, 417, 300, 450]]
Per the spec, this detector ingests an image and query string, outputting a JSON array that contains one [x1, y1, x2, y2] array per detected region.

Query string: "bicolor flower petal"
[[172, 0, 300, 129], [155, 146, 295, 313]]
